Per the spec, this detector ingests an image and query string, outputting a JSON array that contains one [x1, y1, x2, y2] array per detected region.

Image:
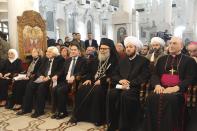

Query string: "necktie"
[[70, 58, 76, 76], [45, 59, 52, 76]]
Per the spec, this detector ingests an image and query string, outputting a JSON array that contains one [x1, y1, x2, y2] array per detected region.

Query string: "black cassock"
[[145, 54, 197, 131], [0, 59, 23, 101], [108, 55, 150, 131], [73, 56, 117, 125]]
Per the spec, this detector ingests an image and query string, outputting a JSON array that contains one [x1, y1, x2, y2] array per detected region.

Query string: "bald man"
[[145, 37, 197, 131], [188, 42, 197, 62]]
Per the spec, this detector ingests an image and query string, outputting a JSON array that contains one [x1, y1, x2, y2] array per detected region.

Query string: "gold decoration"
[[17, 10, 47, 61]]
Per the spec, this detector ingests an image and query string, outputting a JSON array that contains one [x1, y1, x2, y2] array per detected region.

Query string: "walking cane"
[[106, 78, 112, 130], [67, 64, 111, 126]]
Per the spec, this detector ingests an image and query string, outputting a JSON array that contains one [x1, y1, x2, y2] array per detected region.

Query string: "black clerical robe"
[[0, 59, 23, 100], [145, 54, 197, 131], [107, 55, 150, 131], [72, 56, 118, 125]]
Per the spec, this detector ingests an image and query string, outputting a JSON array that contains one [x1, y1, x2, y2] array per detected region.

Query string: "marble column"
[[164, 0, 172, 28], [112, 0, 137, 42], [8, 0, 39, 50], [193, 0, 197, 41], [119, 0, 135, 13]]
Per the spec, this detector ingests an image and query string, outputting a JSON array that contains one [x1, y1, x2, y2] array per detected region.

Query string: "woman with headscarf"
[[0, 49, 23, 107], [10, 48, 42, 110]]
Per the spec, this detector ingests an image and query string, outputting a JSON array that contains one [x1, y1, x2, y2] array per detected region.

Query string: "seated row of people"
[[0, 36, 196, 131]]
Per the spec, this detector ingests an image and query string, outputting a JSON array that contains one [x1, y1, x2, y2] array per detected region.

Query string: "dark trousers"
[[12, 80, 28, 105], [0, 78, 12, 100], [52, 82, 68, 113], [108, 89, 140, 131], [22, 80, 50, 114]]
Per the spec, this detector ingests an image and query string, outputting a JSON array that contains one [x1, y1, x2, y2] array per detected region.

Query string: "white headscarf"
[[150, 37, 165, 46], [124, 36, 143, 52], [8, 49, 18, 63]]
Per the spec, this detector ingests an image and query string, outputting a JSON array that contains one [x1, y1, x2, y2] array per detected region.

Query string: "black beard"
[[126, 50, 136, 58]]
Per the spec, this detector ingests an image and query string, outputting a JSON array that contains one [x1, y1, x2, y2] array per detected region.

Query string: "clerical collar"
[[129, 54, 137, 61], [170, 51, 181, 57], [170, 52, 182, 59]]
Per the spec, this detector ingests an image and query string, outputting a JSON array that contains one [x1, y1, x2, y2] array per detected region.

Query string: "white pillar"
[[164, 0, 172, 24], [193, 0, 197, 41], [119, 0, 135, 13], [8, 0, 38, 50]]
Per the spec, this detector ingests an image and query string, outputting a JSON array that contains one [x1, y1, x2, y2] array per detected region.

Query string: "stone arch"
[[84, 9, 95, 37]]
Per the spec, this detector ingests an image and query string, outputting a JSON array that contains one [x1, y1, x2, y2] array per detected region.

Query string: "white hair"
[[151, 37, 165, 46], [47, 46, 60, 56]]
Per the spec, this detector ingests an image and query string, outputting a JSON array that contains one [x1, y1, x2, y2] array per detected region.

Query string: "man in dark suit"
[[17, 46, 65, 118], [85, 33, 98, 50], [51, 44, 87, 119]]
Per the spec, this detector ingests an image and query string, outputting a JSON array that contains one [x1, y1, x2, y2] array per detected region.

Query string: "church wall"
[[39, 0, 114, 43]]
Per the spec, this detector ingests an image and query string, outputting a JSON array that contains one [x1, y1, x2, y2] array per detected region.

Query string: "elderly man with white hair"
[[107, 36, 150, 131], [145, 36, 196, 131], [146, 37, 166, 65], [17, 46, 65, 118]]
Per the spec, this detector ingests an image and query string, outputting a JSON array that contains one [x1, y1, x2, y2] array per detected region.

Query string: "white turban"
[[151, 37, 165, 46], [124, 36, 143, 52], [8, 49, 18, 63]]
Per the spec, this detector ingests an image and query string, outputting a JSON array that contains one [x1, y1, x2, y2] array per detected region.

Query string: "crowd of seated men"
[[0, 33, 196, 131]]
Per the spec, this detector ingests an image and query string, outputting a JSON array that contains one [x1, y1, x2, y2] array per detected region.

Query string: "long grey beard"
[[98, 52, 110, 62]]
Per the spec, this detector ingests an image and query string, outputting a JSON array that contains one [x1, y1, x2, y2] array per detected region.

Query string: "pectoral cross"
[[169, 68, 176, 75]]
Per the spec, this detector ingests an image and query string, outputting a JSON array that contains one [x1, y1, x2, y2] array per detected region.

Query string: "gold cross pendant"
[[169, 68, 176, 75]]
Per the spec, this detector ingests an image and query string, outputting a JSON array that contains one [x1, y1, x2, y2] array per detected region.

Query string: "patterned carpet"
[[0, 108, 106, 131]]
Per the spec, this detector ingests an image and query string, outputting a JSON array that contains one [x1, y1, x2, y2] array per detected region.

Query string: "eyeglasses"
[[99, 48, 109, 50], [188, 50, 197, 53]]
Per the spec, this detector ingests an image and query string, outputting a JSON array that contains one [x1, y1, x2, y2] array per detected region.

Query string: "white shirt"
[[89, 39, 92, 46], [66, 57, 78, 80], [47, 58, 54, 76]]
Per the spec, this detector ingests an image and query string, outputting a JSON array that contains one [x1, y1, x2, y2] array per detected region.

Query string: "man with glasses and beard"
[[107, 36, 150, 131], [69, 38, 119, 126]]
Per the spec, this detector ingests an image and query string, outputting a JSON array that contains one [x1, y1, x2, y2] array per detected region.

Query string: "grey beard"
[[98, 52, 110, 62]]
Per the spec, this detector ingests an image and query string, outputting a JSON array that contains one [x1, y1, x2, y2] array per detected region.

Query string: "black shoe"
[[56, 112, 68, 120], [16, 110, 31, 115], [94, 122, 102, 126], [31, 112, 44, 118], [68, 116, 77, 124], [51, 112, 59, 119]]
